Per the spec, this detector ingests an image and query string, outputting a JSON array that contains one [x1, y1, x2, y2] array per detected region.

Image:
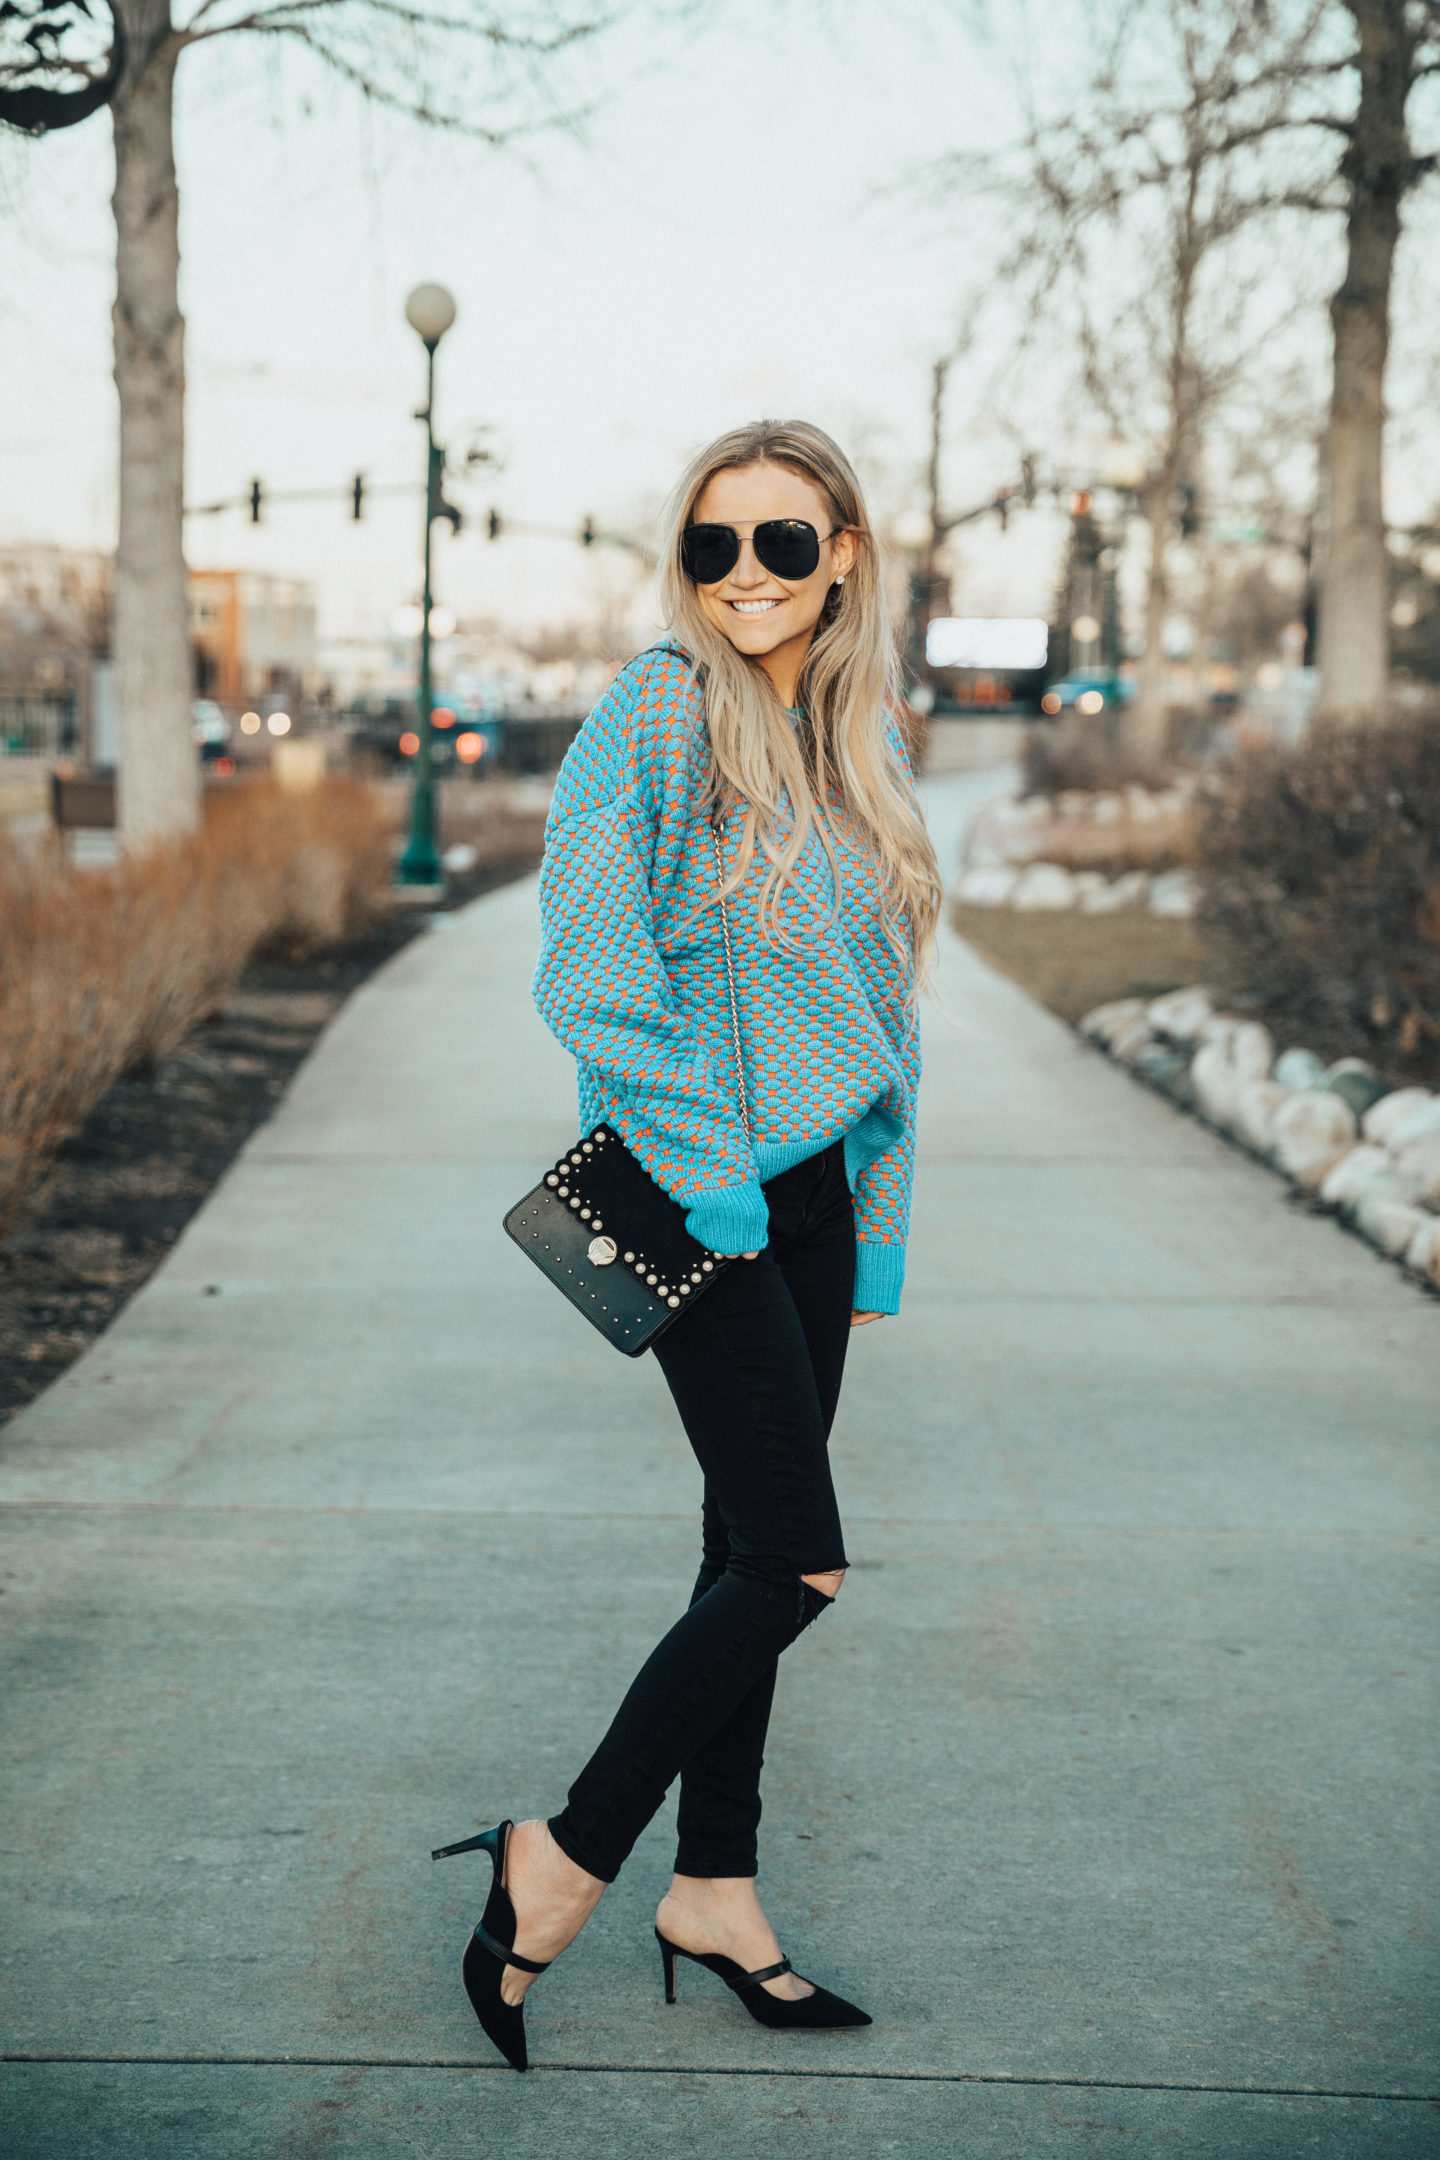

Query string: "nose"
[[728, 536, 769, 590]]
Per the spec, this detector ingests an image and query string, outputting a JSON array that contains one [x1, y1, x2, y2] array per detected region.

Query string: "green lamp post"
[[396, 280, 458, 889]]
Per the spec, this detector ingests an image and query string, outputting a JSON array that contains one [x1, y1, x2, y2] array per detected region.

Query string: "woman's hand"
[[850, 1310, 884, 1327]]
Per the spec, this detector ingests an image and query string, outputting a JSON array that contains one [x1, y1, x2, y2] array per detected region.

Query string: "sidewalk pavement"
[[2, 775, 1436, 2158]]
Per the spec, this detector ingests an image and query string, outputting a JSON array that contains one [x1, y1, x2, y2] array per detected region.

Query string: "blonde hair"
[[658, 419, 941, 983]]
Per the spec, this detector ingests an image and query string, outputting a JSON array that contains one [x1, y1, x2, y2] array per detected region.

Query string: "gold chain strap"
[[711, 826, 750, 1141]]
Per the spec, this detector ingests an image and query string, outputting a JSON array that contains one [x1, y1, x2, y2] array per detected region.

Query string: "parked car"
[[1038, 671, 1135, 718], [192, 699, 232, 762]]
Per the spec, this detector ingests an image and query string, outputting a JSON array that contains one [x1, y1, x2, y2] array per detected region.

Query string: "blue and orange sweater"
[[533, 643, 920, 1314]]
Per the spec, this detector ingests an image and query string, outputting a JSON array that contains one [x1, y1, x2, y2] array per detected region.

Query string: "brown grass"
[[0, 776, 394, 1236], [951, 902, 1211, 1025]]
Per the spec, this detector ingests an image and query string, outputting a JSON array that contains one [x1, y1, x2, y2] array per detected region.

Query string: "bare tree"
[[928, 0, 1440, 739], [0, 0, 611, 847], [930, 0, 1332, 759]]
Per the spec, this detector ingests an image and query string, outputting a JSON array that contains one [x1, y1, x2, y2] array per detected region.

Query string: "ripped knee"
[[796, 1567, 845, 1633], [801, 1568, 845, 1600]]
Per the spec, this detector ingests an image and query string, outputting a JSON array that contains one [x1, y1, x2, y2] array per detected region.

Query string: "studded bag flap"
[[503, 830, 751, 1357]]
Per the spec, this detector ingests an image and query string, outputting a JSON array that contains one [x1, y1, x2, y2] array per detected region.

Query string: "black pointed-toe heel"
[[432, 1820, 550, 2071], [655, 1927, 871, 2030]]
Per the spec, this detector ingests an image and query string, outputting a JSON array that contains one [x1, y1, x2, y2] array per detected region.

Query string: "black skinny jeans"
[[548, 1143, 855, 1885]]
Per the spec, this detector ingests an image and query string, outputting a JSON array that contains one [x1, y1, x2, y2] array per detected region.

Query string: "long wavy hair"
[[658, 419, 941, 982]]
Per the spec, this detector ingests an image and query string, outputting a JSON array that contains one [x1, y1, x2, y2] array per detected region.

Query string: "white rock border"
[[1080, 986, 1440, 1292]]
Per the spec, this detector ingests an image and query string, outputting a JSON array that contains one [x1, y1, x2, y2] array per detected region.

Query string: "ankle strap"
[[735, 1956, 792, 1989], [474, 1921, 551, 1975]]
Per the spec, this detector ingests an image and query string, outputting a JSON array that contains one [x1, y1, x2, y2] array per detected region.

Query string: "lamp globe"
[[405, 283, 457, 347]]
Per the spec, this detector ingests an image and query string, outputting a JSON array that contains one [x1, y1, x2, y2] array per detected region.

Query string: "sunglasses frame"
[[680, 519, 846, 586]]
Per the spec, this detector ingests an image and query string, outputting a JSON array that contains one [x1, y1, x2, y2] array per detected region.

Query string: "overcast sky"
[[1, 0, 1435, 649]]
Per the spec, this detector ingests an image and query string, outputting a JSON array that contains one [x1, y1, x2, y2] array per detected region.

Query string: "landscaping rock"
[[1321, 1061, 1390, 1120], [1012, 861, 1080, 910], [1390, 1128, 1440, 1207], [1385, 1096, 1440, 1149], [1361, 1088, 1436, 1147], [1132, 1042, 1190, 1093], [1273, 1047, 1327, 1090], [1080, 869, 1149, 913], [1080, 997, 1149, 1048], [1233, 1078, 1291, 1154], [1145, 985, 1214, 1044], [1147, 868, 1197, 918], [1191, 1041, 1239, 1130], [1319, 1145, 1393, 1212], [1270, 1090, 1359, 1189], [1354, 1184, 1434, 1261], [957, 865, 1020, 906], [1231, 1022, 1276, 1082], [1404, 1213, 1440, 1285], [1110, 1013, 1158, 1064]]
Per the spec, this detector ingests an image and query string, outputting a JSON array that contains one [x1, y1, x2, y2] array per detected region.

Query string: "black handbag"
[[504, 830, 753, 1356]]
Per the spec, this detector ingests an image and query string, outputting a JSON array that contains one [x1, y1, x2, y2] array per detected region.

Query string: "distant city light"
[[1076, 690, 1106, 714], [429, 606, 457, 639], [926, 618, 1048, 671], [240, 711, 262, 734], [1041, 691, 1063, 715], [1071, 614, 1101, 644], [266, 712, 291, 736], [399, 731, 420, 756], [455, 731, 484, 764], [432, 707, 456, 729], [392, 604, 425, 639], [213, 756, 237, 776]]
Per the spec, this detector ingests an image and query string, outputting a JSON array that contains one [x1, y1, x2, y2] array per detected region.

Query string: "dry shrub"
[[1022, 714, 1177, 797], [1194, 716, 1440, 1077], [0, 775, 393, 1233]]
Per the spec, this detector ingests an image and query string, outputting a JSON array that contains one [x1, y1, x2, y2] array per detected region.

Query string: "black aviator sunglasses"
[[680, 519, 844, 586]]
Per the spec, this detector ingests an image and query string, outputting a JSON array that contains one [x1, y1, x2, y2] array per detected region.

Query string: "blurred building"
[[189, 570, 319, 711], [0, 549, 320, 773], [0, 544, 112, 761]]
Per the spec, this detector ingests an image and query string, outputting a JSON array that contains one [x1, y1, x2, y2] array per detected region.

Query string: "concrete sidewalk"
[[1, 780, 1437, 2157]]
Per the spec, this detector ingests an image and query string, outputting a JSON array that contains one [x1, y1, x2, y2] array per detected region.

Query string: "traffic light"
[[249, 479, 262, 524], [352, 474, 364, 520], [581, 515, 596, 546], [488, 509, 502, 541]]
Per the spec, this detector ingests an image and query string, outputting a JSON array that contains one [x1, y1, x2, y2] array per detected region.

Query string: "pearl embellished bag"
[[503, 830, 750, 1357]]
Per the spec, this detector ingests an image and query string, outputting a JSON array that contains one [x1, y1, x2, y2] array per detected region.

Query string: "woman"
[[434, 419, 940, 2070]]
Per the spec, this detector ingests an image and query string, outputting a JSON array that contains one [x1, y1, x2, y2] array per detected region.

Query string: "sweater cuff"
[[854, 1238, 905, 1315], [685, 1180, 769, 1255]]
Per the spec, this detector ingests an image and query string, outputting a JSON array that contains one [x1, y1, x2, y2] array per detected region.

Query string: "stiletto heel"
[[652, 1927, 870, 2031], [432, 1819, 549, 2071]]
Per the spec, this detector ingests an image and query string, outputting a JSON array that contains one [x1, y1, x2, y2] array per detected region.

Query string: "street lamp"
[[396, 281, 458, 888]]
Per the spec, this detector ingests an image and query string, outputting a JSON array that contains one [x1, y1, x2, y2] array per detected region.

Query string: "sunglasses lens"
[[753, 521, 821, 579], [681, 525, 740, 583]]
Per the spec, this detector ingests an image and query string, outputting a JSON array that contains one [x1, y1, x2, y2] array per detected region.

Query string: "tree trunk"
[[111, 0, 199, 846], [1122, 476, 1175, 763], [1317, 0, 1413, 728]]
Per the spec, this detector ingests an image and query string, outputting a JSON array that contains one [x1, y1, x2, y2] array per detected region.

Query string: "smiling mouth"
[[728, 598, 783, 616]]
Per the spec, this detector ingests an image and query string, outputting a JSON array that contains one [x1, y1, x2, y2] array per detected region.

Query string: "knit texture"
[[533, 643, 921, 1313]]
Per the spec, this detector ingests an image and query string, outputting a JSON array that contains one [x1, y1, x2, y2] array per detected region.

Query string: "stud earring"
[[833, 574, 845, 588]]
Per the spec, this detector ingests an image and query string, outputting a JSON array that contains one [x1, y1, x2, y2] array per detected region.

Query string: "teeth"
[[732, 600, 780, 615]]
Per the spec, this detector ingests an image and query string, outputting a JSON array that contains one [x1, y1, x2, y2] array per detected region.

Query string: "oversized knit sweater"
[[532, 642, 920, 1314]]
